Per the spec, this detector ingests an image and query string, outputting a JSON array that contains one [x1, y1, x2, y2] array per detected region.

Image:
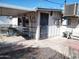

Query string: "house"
[[0, 5, 62, 40], [63, 3, 79, 39]]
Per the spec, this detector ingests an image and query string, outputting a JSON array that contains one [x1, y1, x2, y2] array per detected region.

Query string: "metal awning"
[[0, 4, 34, 16]]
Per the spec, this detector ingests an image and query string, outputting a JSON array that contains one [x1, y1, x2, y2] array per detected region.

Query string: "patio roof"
[[0, 3, 35, 16], [36, 8, 62, 12], [0, 3, 62, 16]]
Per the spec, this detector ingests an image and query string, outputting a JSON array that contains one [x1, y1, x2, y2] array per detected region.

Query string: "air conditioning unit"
[[64, 3, 79, 16]]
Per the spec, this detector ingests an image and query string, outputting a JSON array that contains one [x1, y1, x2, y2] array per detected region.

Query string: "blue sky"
[[0, 0, 79, 24], [0, 0, 79, 9]]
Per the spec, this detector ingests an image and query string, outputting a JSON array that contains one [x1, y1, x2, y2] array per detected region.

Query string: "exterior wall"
[[35, 11, 62, 39], [72, 18, 79, 35], [64, 4, 75, 16], [49, 16, 79, 37], [64, 3, 79, 16], [25, 12, 37, 39], [64, 3, 78, 16], [48, 11, 62, 38]]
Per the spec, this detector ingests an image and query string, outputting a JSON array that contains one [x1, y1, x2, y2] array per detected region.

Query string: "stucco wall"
[[48, 11, 62, 38]]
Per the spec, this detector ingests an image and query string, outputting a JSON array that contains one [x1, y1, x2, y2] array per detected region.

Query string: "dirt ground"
[[0, 47, 69, 59], [0, 36, 79, 59]]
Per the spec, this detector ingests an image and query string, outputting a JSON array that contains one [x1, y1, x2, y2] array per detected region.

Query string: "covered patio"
[[0, 5, 37, 39], [0, 5, 62, 40]]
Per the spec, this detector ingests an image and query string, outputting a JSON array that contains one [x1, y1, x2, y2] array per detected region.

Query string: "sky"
[[0, 0, 79, 9], [0, 0, 79, 24]]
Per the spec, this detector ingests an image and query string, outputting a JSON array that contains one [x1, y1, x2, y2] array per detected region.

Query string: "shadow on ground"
[[0, 45, 69, 59]]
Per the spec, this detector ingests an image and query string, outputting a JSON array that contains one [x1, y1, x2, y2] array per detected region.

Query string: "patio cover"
[[0, 3, 35, 16]]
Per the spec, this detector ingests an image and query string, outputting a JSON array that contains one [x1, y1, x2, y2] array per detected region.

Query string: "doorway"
[[40, 13, 49, 39]]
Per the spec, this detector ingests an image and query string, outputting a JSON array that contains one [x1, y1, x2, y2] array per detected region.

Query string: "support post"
[[35, 12, 40, 41]]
